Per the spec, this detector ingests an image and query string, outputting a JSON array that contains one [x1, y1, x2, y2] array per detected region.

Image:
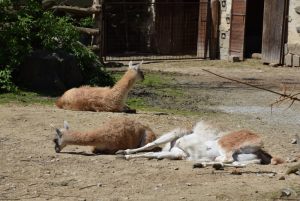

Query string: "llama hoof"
[[115, 150, 126, 155], [124, 109, 136, 114]]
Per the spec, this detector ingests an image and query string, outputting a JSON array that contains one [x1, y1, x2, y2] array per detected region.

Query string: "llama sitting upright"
[[55, 61, 144, 113], [117, 121, 284, 166], [52, 117, 157, 154]]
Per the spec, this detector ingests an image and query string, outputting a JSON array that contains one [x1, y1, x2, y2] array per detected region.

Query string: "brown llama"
[[52, 117, 157, 154], [55, 61, 144, 113]]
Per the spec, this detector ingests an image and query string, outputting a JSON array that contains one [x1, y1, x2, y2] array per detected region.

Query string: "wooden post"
[[92, 0, 104, 63], [197, 0, 209, 58], [210, 0, 219, 59]]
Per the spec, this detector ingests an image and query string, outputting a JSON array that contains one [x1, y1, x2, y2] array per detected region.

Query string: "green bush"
[[0, 0, 114, 93]]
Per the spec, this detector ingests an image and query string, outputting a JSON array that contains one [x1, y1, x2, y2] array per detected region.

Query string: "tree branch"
[[202, 69, 300, 106]]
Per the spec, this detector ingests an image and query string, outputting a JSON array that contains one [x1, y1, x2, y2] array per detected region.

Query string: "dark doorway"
[[244, 0, 264, 58]]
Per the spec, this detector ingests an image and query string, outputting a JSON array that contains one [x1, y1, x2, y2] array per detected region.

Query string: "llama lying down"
[[52, 117, 157, 154], [116, 121, 284, 166], [55, 61, 144, 113]]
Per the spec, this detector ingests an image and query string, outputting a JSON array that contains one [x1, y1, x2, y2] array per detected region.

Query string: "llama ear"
[[55, 128, 62, 137], [63, 121, 69, 130], [128, 61, 133, 69]]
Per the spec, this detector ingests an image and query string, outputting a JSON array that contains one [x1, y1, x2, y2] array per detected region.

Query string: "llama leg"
[[122, 105, 136, 114], [215, 149, 234, 163], [116, 128, 191, 155], [122, 147, 187, 160], [232, 159, 261, 166], [234, 153, 261, 165]]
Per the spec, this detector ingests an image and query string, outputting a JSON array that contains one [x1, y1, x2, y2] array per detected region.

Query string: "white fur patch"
[[192, 121, 220, 141]]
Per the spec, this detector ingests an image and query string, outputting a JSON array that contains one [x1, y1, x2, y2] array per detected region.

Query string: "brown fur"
[[54, 117, 156, 154], [55, 64, 143, 112], [218, 130, 263, 152], [218, 130, 284, 164]]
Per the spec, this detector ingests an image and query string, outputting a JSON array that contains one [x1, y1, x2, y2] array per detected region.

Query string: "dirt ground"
[[1, 60, 300, 201]]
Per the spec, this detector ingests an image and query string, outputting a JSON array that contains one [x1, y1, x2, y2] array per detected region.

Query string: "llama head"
[[128, 61, 144, 81], [51, 121, 70, 153]]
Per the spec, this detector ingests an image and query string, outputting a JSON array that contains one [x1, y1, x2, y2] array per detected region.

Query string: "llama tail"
[[257, 149, 285, 165], [271, 156, 285, 165]]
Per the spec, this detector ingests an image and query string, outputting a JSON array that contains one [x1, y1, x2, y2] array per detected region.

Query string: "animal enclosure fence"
[[103, 0, 207, 61]]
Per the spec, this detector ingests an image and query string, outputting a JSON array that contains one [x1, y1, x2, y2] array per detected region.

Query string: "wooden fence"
[[51, 0, 104, 63]]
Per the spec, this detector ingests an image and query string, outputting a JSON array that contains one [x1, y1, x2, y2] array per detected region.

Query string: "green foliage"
[[142, 74, 171, 88], [0, 91, 55, 105], [78, 17, 94, 28], [0, 0, 113, 93]]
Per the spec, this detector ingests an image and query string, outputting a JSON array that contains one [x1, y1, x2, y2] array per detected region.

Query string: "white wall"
[[218, 0, 232, 60]]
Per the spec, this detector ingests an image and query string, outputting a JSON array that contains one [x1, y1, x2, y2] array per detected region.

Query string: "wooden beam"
[[91, 0, 104, 63], [88, 45, 100, 51], [51, 5, 100, 15], [210, 0, 219, 59], [76, 27, 99, 35]]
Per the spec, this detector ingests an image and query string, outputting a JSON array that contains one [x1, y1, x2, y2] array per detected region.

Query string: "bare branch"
[[202, 69, 300, 107]]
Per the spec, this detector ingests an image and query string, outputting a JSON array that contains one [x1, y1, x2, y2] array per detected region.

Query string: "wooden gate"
[[261, 0, 288, 64], [155, 0, 199, 55], [103, 0, 207, 61], [229, 0, 247, 60]]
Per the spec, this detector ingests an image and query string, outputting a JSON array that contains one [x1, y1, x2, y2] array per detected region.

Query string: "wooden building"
[[219, 0, 300, 66], [52, 0, 300, 66]]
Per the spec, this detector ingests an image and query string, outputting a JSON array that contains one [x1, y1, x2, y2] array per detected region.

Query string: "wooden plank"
[[229, 0, 247, 60], [92, 0, 104, 63], [262, 0, 287, 64], [76, 27, 99, 35], [197, 0, 209, 58], [155, 0, 173, 54], [210, 0, 219, 59], [51, 5, 100, 15]]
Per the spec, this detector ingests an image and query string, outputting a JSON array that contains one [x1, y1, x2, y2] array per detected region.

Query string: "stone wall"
[[285, 0, 300, 67], [218, 0, 232, 60]]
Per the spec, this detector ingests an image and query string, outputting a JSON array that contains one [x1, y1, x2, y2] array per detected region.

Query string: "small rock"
[[286, 157, 298, 163], [156, 183, 163, 187], [180, 197, 186, 199], [231, 169, 242, 175], [278, 176, 285, 180], [174, 167, 179, 170], [291, 138, 297, 144], [281, 189, 292, 197], [269, 63, 279, 67], [267, 173, 275, 178], [193, 163, 204, 168], [296, 171, 300, 175], [186, 183, 192, 186], [213, 163, 224, 170], [97, 183, 102, 187]]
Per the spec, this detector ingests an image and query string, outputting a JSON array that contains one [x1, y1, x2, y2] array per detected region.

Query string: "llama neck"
[[63, 131, 104, 145], [111, 70, 137, 101]]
